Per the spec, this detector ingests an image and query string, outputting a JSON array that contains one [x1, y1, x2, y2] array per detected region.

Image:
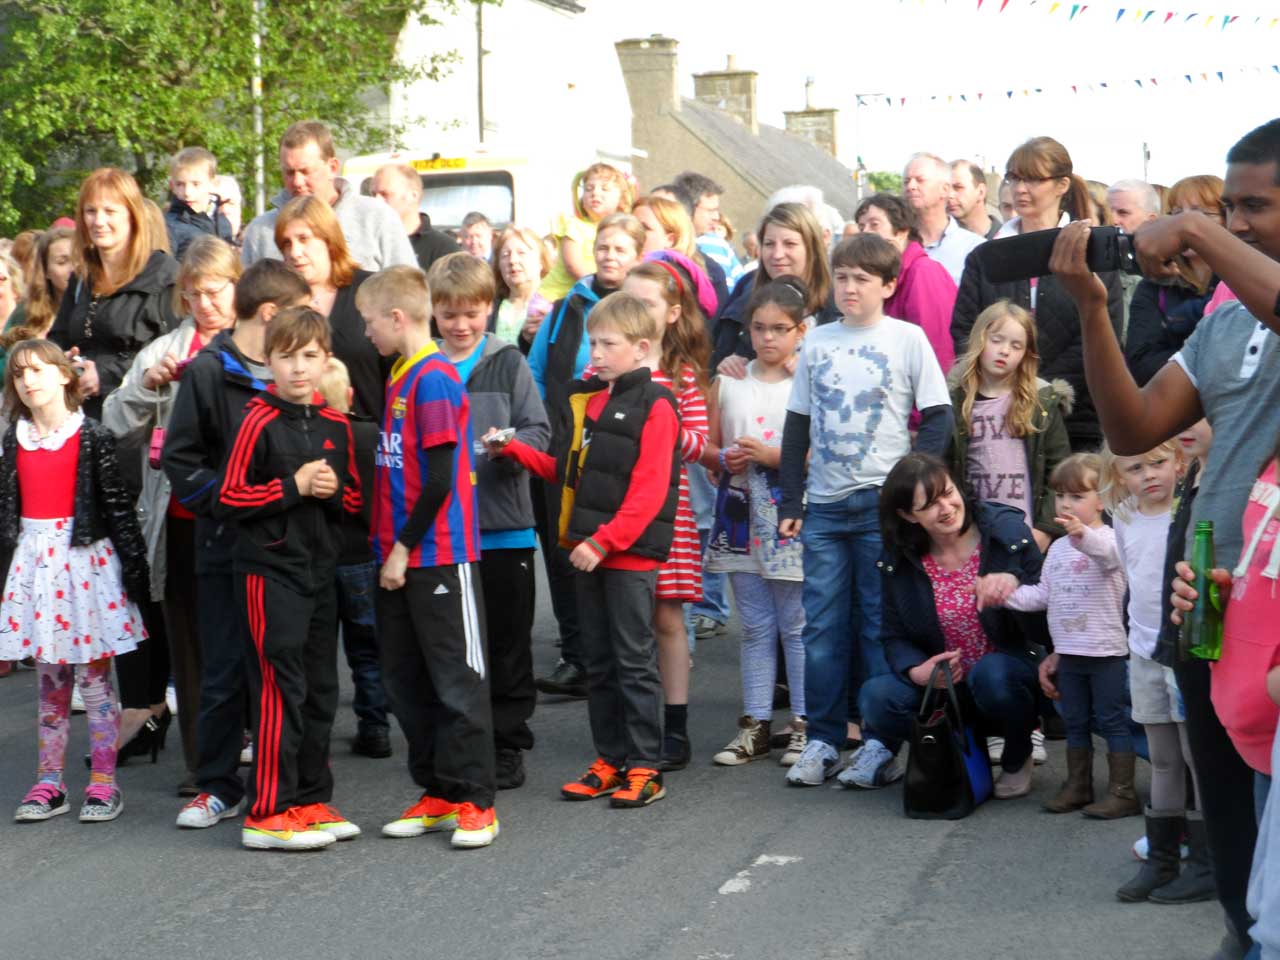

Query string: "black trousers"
[[1174, 655, 1257, 949], [532, 478, 582, 667], [162, 516, 201, 772], [239, 572, 339, 820], [115, 597, 170, 709], [479, 547, 537, 752], [377, 562, 496, 808], [577, 567, 662, 769], [193, 569, 250, 805]]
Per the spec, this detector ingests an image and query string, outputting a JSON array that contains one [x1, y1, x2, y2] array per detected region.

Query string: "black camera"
[[972, 225, 1141, 284]]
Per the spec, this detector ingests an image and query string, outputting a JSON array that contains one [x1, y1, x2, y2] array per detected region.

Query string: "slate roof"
[[672, 98, 859, 218]]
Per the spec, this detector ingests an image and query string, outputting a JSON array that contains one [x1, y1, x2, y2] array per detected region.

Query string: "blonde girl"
[[540, 163, 634, 300]]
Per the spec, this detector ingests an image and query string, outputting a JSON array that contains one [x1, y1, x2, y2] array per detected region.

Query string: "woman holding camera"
[[101, 237, 241, 793], [950, 137, 1123, 451]]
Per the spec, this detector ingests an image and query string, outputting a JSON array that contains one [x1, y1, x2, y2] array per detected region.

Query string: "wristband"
[[719, 449, 728, 471]]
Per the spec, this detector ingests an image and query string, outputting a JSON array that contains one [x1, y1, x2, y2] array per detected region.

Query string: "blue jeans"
[[336, 560, 390, 735], [860, 652, 1041, 770], [687, 465, 730, 627], [1055, 654, 1132, 752], [799, 489, 888, 748]]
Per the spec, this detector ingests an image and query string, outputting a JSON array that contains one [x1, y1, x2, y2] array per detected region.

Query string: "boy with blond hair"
[[165, 146, 234, 260]]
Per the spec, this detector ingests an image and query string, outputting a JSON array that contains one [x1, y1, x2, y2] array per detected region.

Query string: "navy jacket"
[[712, 268, 841, 368], [164, 197, 234, 262], [879, 502, 1046, 679]]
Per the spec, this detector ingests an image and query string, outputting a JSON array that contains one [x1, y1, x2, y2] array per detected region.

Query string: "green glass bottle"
[[1182, 520, 1223, 661]]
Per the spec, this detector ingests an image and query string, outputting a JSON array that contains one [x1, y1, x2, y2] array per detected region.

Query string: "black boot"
[[495, 748, 526, 790], [1149, 810, 1218, 904], [535, 659, 588, 698], [1117, 807, 1182, 902]]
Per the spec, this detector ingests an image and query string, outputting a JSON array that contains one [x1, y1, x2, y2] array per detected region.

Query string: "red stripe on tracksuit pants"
[[240, 572, 341, 820]]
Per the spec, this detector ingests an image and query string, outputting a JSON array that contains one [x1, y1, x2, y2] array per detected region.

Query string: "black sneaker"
[[659, 733, 691, 772], [352, 728, 393, 758], [495, 748, 526, 790], [535, 659, 588, 698]]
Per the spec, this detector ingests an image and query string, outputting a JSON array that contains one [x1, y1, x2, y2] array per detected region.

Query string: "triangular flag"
[[1135, 79, 1143, 87], [1071, 3, 1081, 19], [947, 95, 953, 103], [1184, 74, 1192, 82], [1204, 14, 1213, 26], [1049, 1, 1059, 11], [960, 94, 968, 101], [978, 92, 985, 99], [1142, 10, 1154, 21], [1114, 5, 1123, 19], [1007, 90, 1014, 98], [901, 97, 907, 105], [1071, 84, 1078, 93], [1150, 77, 1158, 85], [1200, 72, 1207, 80], [1184, 13, 1196, 21], [999, 0, 1011, 10], [977, 0, 983, 7], [1100, 81, 1109, 88], [885, 97, 892, 105], [1164, 11, 1174, 23], [1216, 70, 1224, 81], [1273, 65, 1280, 73]]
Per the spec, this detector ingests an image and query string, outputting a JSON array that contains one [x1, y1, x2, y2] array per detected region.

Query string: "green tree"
[[0, 0, 480, 232], [865, 170, 903, 194]]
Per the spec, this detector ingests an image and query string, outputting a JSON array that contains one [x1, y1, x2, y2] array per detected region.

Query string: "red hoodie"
[[885, 240, 958, 374]]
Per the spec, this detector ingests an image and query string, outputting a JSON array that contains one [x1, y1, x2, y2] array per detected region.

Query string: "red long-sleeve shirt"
[[501, 388, 678, 570]]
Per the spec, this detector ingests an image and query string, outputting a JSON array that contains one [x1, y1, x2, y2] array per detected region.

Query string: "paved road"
[[0, 574, 1224, 959]]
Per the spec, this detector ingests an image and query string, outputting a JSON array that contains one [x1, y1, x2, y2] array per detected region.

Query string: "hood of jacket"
[[548, 276, 602, 344], [269, 177, 355, 212], [210, 330, 270, 391]]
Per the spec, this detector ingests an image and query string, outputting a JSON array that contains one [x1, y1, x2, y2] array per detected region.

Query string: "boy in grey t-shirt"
[[777, 233, 952, 788]]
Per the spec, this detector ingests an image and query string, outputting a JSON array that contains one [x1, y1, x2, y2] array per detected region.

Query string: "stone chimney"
[[693, 54, 758, 135], [615, 35, 681, 118], [783, 77, 838, 157]]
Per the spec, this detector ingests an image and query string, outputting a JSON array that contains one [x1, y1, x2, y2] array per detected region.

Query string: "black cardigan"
[[879, 502, 1045, 680]]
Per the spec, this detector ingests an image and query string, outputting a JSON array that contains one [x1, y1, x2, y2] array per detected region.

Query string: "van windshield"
[[417, 171, 514, 231]]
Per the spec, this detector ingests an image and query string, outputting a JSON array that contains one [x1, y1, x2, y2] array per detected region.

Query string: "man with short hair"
[[458, 212, 494, 261], [241, 120, 417, 271], [948, 160, 1000, 239], [903, 152, 984, 283], [672, 170, 743, 287], [1106, 179, 1163, 333], [998, 180, 1016, 223], [371, 162, 459, 274]]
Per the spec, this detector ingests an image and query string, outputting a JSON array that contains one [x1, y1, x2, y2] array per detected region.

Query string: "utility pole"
[[1143, 141, 1151, 183], [252, 0, 266, 215], [476, 1, 486, 143]]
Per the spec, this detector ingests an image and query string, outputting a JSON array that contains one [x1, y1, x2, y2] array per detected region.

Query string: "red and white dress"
[[0, 413, 144, 665], [584, 363, 709, 602]]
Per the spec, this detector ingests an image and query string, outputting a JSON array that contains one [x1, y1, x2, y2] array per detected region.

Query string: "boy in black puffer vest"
[[486, 292, 680, 808]]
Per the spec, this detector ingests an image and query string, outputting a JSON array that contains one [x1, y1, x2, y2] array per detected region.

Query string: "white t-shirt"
[[719, 361, 793, 467], [1113, 505, 1173, 660], [787, 316, 951, 501]]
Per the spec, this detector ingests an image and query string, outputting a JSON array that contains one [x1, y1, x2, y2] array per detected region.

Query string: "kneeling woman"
[[849, 453, 1044, 799]]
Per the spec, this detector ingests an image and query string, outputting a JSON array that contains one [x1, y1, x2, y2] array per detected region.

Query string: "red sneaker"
[[610, 767, 666, 808], [560, 758, 624, 801], [451, 802, 499, 848], [381, 794, 460, 838], [294, 802, 361, 840]]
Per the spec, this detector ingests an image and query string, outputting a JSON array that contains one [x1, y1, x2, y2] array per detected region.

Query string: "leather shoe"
[[660, 734, 691, 771], [352, 729, 392, 758], [535, 659, 588, 698], [496, 748, 526, 790]]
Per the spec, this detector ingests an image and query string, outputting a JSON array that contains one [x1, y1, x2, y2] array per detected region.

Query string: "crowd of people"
[[2, 113, 1280, 959]]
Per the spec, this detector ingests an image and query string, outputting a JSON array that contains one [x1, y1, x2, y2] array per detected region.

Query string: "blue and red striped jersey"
[[373, 341, 480, 567]]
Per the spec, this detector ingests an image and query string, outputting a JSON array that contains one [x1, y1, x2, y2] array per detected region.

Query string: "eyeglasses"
[[750, 322, 798, 338], [185, 279, 233, 302], [1005, 175, 1057, 187]]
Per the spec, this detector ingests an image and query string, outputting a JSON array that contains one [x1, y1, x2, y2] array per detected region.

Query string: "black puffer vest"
[[553, 368, 680, 561]]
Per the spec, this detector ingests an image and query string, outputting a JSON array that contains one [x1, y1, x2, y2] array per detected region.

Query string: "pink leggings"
[[36, 661, 119, 788]]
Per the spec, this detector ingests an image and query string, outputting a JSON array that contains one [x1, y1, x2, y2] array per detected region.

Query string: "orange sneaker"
[[451, 802, 499, 848], [560, 758, 624, 801], [294, 802, 361, 840], [610, 767, 666, 808], [381, 794, 460, 838], [241, 808, 335, 850]]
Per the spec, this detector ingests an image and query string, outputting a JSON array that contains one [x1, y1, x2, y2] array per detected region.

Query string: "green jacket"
[[947, 376, 1074, 538]]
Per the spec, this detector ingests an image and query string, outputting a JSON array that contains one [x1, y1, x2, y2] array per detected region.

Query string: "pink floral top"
[[922, 548, 994, 675]]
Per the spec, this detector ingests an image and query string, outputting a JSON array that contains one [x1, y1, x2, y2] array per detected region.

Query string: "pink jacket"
[[886, 241, 958, 373], [1212, 460, 1280, 774]]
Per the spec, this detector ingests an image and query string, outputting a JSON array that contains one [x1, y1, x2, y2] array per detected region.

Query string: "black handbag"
[[902, 661, 994, 820]]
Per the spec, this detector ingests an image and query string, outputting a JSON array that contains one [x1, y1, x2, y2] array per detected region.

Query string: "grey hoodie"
[[240, 177, 417, 272], [456, 335, 550, 536]]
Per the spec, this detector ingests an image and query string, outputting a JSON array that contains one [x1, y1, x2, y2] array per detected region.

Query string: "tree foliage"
[[865, 170, 904, 194], [0, 0, 477, 232]]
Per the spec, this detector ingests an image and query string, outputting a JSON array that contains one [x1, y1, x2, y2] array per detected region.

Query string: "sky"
[[614, 0, 1280, 185]]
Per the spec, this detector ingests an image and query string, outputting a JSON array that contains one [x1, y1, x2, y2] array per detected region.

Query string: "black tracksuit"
[[215, 389, 360, 820]]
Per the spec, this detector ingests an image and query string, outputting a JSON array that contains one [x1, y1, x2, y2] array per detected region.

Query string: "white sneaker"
[[837, 739, 903, 789], [986, 736, 1004, 763], [177, 793, 243, 829], [240, 738, 254, 766], [166, 681, 178, 715], [242, 810, 335, 851], [784, 739, 839, 786], [70, 686, 86, 714], [779, 718, 808, 767], [1031, 728, 1047, 765]]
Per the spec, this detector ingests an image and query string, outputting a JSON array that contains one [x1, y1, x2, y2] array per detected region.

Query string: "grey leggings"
[[1146, 720, 1202, 812]]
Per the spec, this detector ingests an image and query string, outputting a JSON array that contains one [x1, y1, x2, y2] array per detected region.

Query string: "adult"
[[241, 121, 416, 272], [1108, 179, 1163, 331], [949, 160, 1001, 239], [903, 153, 985, 284], [632, 194, 729, 312], [7, 226, 74, 337], [273, 196, 385, 421], [951, 136, 1123, 452], [714, 202, 838, 370], [853, 454, 1043, 797], [0, 251, 23, 328], [101, 236, 241, 793], [855, 192, 958, 372], [1124, 175, 1224, 386], [672, 170, 744, 287], [371, 162, 460, 274], [1052, 116, 1280, 960], [998, 180, 1016, 223], [489, 225, 552, 351], [48, 166, 181, 761], [459, 211, 494, 261]]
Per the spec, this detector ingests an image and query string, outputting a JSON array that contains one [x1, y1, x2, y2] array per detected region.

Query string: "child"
[[1, 339, 150, 823], [539, 163, 634, 301], [947, 300, 1072, 555], [164, 258, 311, 830], [705, 278, 807, 767], [1003, 453, 1140, 819], [316, 356, 393, 760], [778, 233, 952, 788], [427, 253, 550, 790], [618, 253, 716, 769], [357, 265, 499, 849], [216, 307, 362, 851], [1103, 441, 1212, 901], [164, 147, 234, 261], [486, 292, 680, 808]]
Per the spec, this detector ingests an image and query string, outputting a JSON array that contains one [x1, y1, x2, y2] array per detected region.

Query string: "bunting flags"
[[928, 0, 1280, 28]]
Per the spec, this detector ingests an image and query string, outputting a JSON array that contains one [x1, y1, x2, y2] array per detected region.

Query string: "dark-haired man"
[[948, 160, 1000, 239]]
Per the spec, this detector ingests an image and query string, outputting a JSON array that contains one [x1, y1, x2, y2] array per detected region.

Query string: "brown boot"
[[1082, 751, 1142, 819], [1043, 746, 1094, 813]]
